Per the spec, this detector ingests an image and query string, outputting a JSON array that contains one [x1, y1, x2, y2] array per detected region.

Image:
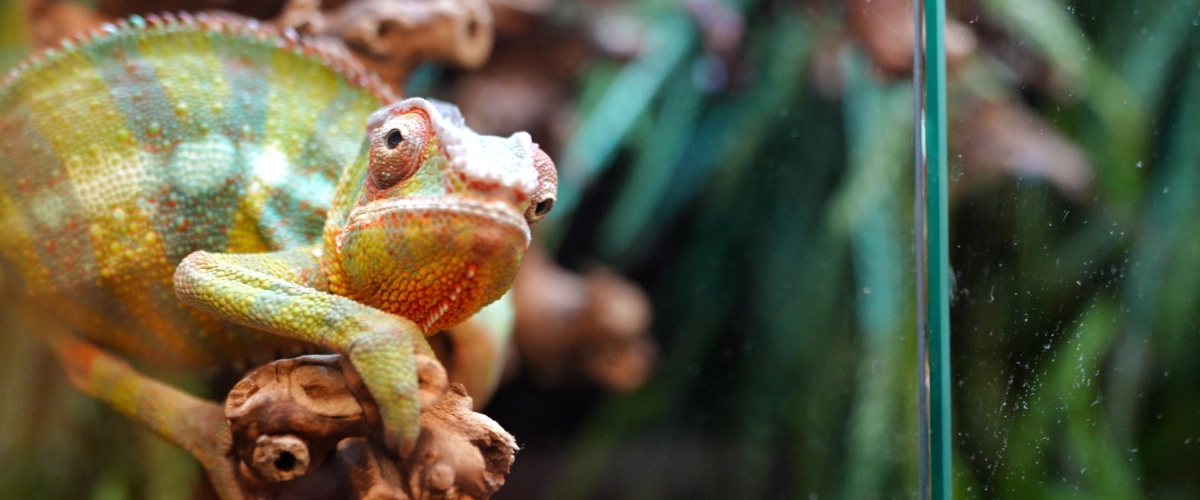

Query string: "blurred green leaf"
[[553, 13, 696, 226]]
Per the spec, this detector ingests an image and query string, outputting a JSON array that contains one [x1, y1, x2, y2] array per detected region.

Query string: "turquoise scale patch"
[[81, 30, 181, 151]]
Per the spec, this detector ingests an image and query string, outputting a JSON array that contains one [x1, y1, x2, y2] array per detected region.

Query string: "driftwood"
[[224, 354, 517, 499], [275, 0, 494, 92], [510, 248, 657, 393]]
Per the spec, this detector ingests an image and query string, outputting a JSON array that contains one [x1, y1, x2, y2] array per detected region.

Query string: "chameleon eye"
[[524, 146, 558, 224], [534, 199, 553, 217], [369, 114, 429, 191], [386, 129, 403, 149], [525, 196, 554, 223]]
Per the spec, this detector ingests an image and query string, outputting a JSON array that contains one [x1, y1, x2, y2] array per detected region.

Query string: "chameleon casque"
[[0, 12, 555, 496]]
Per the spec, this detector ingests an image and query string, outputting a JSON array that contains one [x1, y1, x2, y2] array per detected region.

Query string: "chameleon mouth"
[[347, 197, 531, 246]]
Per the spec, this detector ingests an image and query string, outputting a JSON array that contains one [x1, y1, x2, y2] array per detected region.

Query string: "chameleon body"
[[0, 13, 555, 496]]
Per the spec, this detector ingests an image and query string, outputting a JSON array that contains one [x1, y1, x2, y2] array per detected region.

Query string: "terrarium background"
[[2, 0, 1199, 498]]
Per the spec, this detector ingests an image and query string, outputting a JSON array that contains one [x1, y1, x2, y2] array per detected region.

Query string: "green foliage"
[[544, 3, 921, 497], [544, 0, 1200, 498], [946, 2, 1200, 498]]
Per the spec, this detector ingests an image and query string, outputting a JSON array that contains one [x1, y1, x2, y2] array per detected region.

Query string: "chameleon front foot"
[[362, 351, 452, 457], [224, 354, 515, 499]]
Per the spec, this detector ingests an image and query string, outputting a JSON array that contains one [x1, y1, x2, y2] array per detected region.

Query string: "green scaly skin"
[[0, 12, 557, 496]]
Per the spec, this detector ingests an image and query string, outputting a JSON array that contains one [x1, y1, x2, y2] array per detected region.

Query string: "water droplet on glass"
[[1135, 161, 1143, 168]]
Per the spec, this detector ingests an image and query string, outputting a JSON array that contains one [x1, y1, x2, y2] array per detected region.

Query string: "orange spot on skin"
[[44, 240, 56, 253]]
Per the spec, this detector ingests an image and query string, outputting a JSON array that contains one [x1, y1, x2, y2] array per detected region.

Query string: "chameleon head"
[[327, 98, 556, 333]]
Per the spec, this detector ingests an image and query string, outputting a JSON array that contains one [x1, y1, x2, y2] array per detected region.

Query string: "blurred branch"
[[277, 0, 495, 92], [511, 247, 656, 393]]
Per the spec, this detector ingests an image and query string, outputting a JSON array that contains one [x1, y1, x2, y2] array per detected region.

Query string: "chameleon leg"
[[43, 334, 248, 500], [174, 247, 440, 456]]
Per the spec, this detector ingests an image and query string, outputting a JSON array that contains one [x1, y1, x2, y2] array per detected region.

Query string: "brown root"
[[275, 0, 495, 91], [511, 247, 657, 393], [249, 434, 312, 482], [224, 354, 516, 499], [225, 355, 374, 486], [407, 384, 517, 499]]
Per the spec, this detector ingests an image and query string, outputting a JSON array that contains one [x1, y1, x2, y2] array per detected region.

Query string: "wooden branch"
[[511, 248, 657, 393], [275, 0, 495, 91], [224, 354, 517, 499]]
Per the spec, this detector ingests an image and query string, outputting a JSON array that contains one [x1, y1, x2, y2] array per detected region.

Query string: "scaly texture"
[[0, 12, 391, 367], [0, 12, 557, 497]]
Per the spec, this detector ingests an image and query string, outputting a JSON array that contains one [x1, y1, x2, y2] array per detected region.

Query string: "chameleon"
[[0, 11, 556, 497]]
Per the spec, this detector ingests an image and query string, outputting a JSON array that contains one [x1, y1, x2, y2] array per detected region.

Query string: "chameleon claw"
[[387, 354, 449, 459], [416, 354, 450, 409], [389, 426, 419, 460]]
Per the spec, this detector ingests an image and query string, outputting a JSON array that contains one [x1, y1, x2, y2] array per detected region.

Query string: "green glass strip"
[[923, 0, 952, 498]]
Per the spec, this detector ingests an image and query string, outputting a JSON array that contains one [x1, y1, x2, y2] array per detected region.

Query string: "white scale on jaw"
[[421, 300, 453, 333]]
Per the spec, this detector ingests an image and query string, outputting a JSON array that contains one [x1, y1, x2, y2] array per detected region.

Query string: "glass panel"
[[920, 0, 953, 497], [948, 1, 1200, 497]]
